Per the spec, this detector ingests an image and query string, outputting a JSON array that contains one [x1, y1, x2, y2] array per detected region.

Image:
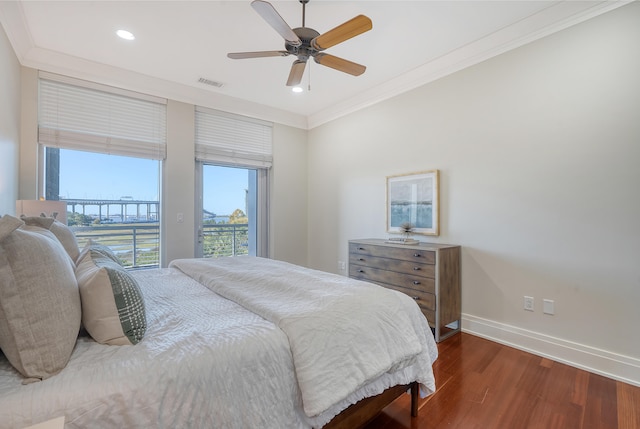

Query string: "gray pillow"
[[77, 241, 122, 266], [21, 215, 80, 262], [0, 215, 81, 382]]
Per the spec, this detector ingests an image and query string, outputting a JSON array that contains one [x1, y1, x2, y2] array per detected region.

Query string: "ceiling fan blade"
[[313, 53, 366, 76], [286, 60, 307, 86], [251, 0, 301, 46], [311, 15, 372, 51], [228, 51, 289, 59]]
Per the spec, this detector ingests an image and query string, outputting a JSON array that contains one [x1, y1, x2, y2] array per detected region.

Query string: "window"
[[38, 72, 166, 268], [197, 164, 253, 258], [195, 107, 271, 258], [44, 148, 160, 268]]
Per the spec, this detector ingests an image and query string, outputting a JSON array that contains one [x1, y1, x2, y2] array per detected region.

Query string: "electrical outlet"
[[543, 299, 555, 315], [524, 296, 534, 311], [337, 261, 346, 271]]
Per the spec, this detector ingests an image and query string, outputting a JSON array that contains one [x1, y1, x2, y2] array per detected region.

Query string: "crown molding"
[[307, 1, 633, 129], [0, 0, 32, 63], [0, 1, 308, 130], [20, 47, 309, 130], [1, 1, 631, 131]]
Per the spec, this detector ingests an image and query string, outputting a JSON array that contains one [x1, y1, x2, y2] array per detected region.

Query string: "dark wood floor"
[[364, 333, 640, 429]]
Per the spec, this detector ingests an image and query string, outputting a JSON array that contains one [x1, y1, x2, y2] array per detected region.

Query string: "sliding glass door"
[[195, 163, 268, 258]]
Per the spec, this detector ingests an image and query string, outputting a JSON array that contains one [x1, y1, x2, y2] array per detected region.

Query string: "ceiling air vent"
[[198, 78, 224, 88]]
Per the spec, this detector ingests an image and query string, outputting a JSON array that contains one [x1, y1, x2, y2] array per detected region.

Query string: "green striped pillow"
[[75, 250, 146, 345]]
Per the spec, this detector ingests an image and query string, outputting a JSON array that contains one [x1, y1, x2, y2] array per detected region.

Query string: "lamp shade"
[[16, 200, 68, 224]]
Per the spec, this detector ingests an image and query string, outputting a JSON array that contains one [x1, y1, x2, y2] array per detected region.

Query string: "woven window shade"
[[195, 107, 272, 168], [38, 73, 167, 160]]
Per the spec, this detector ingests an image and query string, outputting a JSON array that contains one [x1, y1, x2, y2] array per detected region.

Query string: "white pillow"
[[75, 250, 146, 345]]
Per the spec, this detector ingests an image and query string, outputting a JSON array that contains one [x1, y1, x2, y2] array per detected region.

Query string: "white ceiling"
[[0, 1, 628, 129]]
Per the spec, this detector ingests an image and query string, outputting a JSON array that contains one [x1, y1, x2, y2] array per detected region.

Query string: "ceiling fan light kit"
[[227, 0, 372, 87]]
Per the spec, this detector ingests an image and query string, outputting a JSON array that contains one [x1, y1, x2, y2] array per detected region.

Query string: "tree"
[[228, 209, 248, 224], [67, 212, 93, 226]]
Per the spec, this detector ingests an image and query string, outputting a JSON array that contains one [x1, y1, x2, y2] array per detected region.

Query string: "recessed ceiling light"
[[292, 86, 303, 93], [116, 30, 135, 41]]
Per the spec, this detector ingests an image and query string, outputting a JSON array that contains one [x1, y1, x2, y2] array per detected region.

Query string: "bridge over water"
[[61, 198, 159, 222]]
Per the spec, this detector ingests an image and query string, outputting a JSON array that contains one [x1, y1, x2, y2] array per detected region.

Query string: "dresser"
[[348, 239, 461, 342]]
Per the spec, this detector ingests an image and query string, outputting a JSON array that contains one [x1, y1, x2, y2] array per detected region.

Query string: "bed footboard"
[[322, 382, 419, 429]]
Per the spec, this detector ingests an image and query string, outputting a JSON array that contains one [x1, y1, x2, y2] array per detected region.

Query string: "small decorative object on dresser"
[[386, 222, 419, 244], [349, 238, 461, 342]]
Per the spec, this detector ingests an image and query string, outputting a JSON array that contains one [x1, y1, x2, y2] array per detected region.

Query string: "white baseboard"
[[462, 314, 640, 387]]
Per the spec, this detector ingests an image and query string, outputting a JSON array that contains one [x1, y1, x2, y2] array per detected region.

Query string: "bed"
[[0, 215, 438, 428]]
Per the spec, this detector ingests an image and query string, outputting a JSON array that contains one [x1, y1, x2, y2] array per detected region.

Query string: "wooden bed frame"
[[323, 382, 419, 429]]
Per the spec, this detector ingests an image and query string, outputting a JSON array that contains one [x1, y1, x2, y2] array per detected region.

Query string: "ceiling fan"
[[227, 0, 373, 87]]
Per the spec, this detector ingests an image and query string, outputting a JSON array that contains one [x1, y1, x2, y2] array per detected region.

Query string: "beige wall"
[[18, 67, 38, 200], [270, 123, 308, 266], [0, 24, 20, 214], [307, 3, 640, 383], [161, 100, 196, 266]]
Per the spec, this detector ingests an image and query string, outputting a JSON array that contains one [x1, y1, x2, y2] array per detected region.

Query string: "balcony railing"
[[201, 223, 249, 259], [72, 223, 248, 269]]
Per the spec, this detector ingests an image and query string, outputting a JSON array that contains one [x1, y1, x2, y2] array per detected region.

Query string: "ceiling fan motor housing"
[[286, 27, 321, 60]]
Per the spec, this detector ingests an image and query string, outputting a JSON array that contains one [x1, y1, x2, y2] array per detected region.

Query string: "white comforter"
[[170, 257, 438, 418], [0, 258, 438, 429], [0, 268, 306, 429]]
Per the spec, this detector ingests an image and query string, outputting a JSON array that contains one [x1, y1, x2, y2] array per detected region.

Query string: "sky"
[[57, 149, 248, 216]]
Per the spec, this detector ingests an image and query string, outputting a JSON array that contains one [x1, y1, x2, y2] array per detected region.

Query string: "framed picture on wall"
[[387, 170, 439, 236]]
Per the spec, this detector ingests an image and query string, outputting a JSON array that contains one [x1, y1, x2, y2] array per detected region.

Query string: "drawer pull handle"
[[358, 269, 364, 273], [412, 296, 420, 301], [413, 267, 421, 271], [413, 281, 421, 285], [413, 253, 421, 257], [359, 258, 365, 261], [358, 247, 366, 251]]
